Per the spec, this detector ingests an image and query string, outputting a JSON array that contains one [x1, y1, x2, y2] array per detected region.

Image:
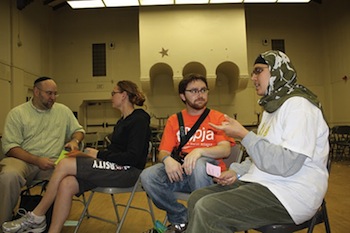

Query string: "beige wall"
[[51, 7, 140, 113], [139, 5, 250, 123], [0, 0, 13, 134], [0, 0, 53, 134], [245, 3, 329, 125], [1, 0, 350, 135], [320, 0, 350, 125]]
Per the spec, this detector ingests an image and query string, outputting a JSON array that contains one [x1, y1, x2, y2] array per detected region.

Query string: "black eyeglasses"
[[36, 86, 59, 97], [251, 67, 268, 76], [111, 91, 122, 96], [185, 88, 209, 94]]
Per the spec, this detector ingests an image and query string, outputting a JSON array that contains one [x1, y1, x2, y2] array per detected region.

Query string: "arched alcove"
[[215, 61, 240, 93], [150, 62, 173, 80], [211, 61, 249, 119], [179, 62, 214, 92], [143, 62, 174, 95], [146, 62, 181, 123], [182, 62, 206, 77]]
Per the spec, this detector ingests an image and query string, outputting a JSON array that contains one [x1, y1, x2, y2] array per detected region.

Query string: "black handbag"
[[14, 180, 54, 232], [170, 108, 210, 164]]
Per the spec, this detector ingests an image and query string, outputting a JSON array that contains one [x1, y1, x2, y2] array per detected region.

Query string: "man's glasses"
[[185, 88, 209, 94], [36, 87, 59, 97], [251, 67, 268, 76], [111, 91, 122, 96]]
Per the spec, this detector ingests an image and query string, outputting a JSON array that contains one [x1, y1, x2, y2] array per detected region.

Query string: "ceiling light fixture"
[[67, 0, 105, 9], [140, 0, 174, 6], [277, 0, 310, 2], [210, 0, 243, 3], [103, 0, 139, 7], [175, 0, 209, 4], [67, 0, 311, 9], [244, 0, 275, 2]]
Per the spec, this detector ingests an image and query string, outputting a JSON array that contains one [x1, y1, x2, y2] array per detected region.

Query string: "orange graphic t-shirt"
[[159, 109, 235, 171]]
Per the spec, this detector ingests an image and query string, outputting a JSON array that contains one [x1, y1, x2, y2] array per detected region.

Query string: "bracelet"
[[236, 173, 241, 179], [161, 155, 170, 163]]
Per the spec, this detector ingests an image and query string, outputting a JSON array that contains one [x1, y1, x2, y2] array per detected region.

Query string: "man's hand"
[[66, 147, 98, 158], [209, 114, 249, 139], [65, 140, 80, 152], [36, 157, 55, 170], [164, 157, 184, 183], [182, 148, 202, 175], [213, 170, 239, 186]]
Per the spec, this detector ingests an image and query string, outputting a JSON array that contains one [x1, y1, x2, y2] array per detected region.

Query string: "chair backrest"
[[84, 132, 99, 149], [252, 154, 332, 233], [223, 142, 244, 169], [104, 133, 112, 147], [331, 125, 350, 144], [329, 125, 350, 161]]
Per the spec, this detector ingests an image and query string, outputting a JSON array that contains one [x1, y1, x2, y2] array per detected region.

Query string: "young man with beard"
[[141, 73, 234, 233]]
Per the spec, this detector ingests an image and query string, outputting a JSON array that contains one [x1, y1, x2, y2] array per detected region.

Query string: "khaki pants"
[[0, 157, 53, 228], [186, 181, 294, 233]]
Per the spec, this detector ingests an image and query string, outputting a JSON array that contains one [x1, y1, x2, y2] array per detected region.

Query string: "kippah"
[[34, 77, 52, 86], [254, 55, 268, 65]]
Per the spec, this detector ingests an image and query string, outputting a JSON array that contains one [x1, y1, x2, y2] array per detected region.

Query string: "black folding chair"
[[250, 155, 332, 233]]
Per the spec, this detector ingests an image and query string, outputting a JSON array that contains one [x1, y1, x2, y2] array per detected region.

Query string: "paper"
[[206, 162, 221, 178], [55, 149, 69, 165]]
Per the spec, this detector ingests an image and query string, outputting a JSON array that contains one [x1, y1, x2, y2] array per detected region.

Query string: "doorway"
[[83, 100, 121, 148]]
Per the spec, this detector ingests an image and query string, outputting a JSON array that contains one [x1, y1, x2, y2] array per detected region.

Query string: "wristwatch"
[[72, 139, 80, 144]]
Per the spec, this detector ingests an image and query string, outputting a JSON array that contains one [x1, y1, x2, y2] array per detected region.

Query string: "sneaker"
[[143, 229, 157, 233], [2, 210, 46, 233], [143, 220, 168, 233], [165, 223, 187, 233]]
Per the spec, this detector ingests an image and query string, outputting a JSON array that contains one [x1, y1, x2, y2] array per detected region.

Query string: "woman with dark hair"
[[3, 80, 151, 233]]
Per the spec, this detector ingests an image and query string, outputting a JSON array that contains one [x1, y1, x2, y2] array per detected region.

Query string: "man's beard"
[[186, 98, 207, 110], [43, 101, 54, 109]]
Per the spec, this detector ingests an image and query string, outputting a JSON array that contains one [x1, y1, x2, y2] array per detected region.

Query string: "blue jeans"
[[140, 157, 216, 224]]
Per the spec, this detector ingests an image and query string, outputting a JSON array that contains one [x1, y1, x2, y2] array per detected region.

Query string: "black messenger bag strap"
[[176, 108, 210, 151], [177, 112, 186, 150]]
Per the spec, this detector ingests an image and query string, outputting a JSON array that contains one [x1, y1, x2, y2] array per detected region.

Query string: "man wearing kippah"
[[0, 77, 85, 229]]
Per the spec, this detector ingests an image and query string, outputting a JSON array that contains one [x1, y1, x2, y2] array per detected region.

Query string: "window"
[[271, 39, 285, 53], [92, 43, 106, 76]]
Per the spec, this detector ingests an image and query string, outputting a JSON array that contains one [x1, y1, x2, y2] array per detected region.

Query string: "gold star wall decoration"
[[159, 47, 169, 57]]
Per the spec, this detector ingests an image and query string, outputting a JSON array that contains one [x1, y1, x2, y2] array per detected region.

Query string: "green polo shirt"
[[2, 100, 85, 160]]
